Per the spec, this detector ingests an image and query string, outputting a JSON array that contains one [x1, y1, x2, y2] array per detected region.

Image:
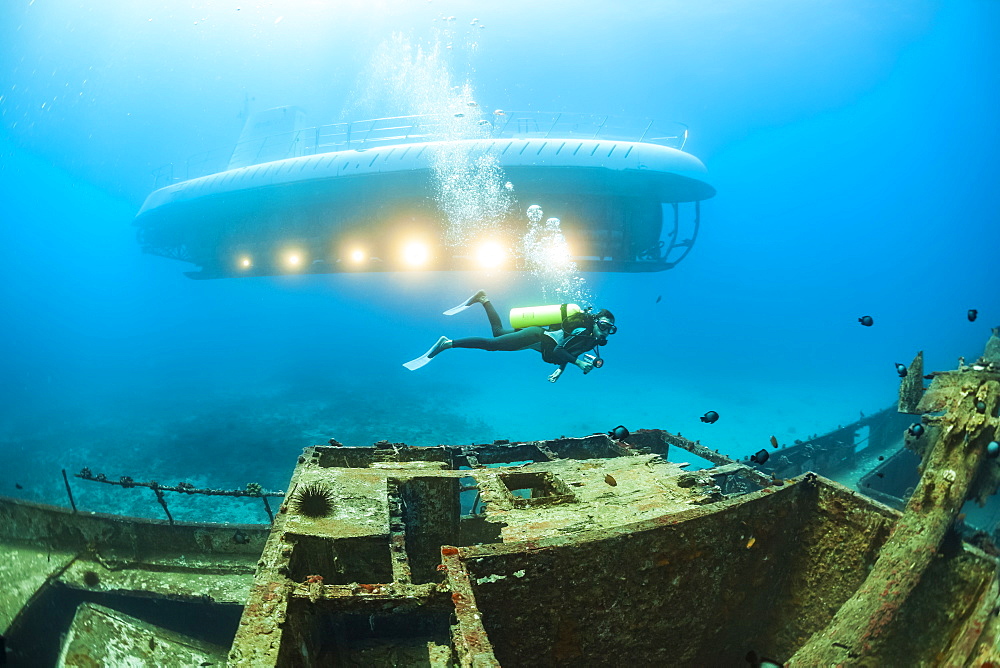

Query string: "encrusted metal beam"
[[790, 334, 1000, 665]]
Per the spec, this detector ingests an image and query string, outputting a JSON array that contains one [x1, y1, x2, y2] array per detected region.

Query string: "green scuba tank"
[[509, 303, 582, 329]]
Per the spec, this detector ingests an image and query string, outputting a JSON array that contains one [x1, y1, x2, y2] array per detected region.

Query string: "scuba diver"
[[403, 290, 617, 382]]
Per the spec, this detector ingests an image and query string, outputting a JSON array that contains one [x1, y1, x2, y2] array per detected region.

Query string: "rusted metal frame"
[[440, 546, 500, 667], [939, 557, 1000, 661], [460, 445, 482, 469], [61, 469, 77, 512], [474, 473, 515, 514], [152, 486, 173, 524], [288, 581, 441, 604], [386, 478, 413, 585], [533, 442, 559, 461], [898, 351, 925, 414], [662, 432, 772, 487], [789, 356, 999, 665], [706, 462, 773, 489]]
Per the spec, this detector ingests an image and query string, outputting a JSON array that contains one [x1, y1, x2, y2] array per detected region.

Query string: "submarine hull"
[[134, 138, 714, 278]]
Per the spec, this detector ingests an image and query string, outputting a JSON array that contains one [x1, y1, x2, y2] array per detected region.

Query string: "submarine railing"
[[151, 111, 691, 189]]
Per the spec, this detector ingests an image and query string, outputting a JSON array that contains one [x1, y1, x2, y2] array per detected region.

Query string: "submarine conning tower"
[[134, 109, 716, 279]]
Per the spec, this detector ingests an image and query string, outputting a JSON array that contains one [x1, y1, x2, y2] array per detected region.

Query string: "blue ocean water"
[[1, 0, 997, 523]]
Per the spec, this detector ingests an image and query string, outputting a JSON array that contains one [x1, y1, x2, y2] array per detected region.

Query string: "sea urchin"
[[291, 482, 336, 518]]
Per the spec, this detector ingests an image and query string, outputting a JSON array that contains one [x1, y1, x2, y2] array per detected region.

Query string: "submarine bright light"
[[475, 241, 505, 268], [402, 241, 430, 267]]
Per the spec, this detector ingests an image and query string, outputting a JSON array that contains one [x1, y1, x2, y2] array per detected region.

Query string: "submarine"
[[134, 108, 716, 279]]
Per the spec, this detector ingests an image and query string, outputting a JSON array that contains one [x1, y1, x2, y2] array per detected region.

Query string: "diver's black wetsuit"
[[451, 300, 546, 352], [452, 300, 600, 365]]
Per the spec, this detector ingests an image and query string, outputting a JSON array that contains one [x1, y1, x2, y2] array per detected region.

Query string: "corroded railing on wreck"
[[51, 407, 914, 526], [56, 428, 772, 526], [65, 469, 284, 524]]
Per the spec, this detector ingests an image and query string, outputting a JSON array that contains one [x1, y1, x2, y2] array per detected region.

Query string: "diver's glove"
[[547, 368, 563, 383]]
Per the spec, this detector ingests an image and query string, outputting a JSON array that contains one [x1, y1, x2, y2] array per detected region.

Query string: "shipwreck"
[[2, 330, 1000, 666]]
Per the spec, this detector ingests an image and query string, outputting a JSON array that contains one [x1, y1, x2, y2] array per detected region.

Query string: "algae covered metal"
[[2, 331, 1000, 665]]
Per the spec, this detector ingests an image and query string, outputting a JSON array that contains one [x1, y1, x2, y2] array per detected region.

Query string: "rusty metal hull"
[[0, 498, 266, 665], [2, 410, 998, 665]]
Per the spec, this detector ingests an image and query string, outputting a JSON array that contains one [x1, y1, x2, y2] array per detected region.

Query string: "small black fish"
[[750, 449, 770, 465], [878, 455, 884, 461], [231, 530, 251, 545], [908, 423, 925, 437], [609, 425, 630, 440], [876, 472, 884, 479], [14, 483, 22, 490], [858, 315, 873, 327], [895, 363, 908, 378], [655, 295, 662, 304], [700, 411, 719, 424], [968, 309, 978, 322]]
